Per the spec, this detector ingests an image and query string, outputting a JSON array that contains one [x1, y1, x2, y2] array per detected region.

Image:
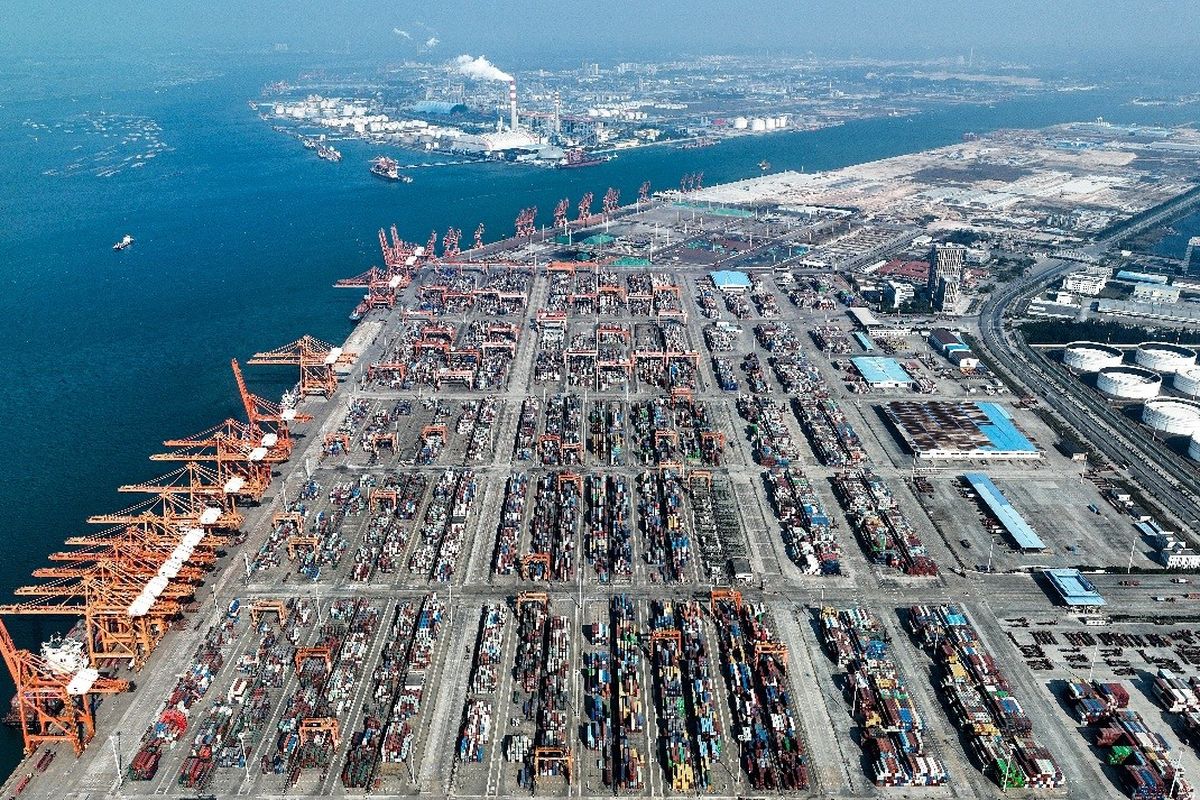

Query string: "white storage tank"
[[1190, 432, 1200, 461], [1135, 342, 1197, 374], [1142, 398, 1200, 436], [1174, 365, 1200, 398], [776, 115, 789, 128], [750, 118, 767, 132], [732, 117, 748, 130], [1063, 341, 1124, 372], [1096, 365, 1161, 400], [764, 117, 777, 130]]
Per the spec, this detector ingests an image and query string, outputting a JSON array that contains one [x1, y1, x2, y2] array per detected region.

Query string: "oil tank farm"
[[1141, 398, 1200, 436], [1174, 365, 1200, 398], [1062, 341, 1124, 372], [1134, 342, 1197, 374], [1096, 365, 1161, 400]]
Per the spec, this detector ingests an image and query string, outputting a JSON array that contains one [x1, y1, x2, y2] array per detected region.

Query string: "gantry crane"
[[249, 335, 355, 398], [0, 618, 128, 755], [232, 358, 311, 458], [147, 420, 277, 502]]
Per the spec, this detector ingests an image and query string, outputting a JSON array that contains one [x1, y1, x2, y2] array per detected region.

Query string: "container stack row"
[[711, 596, 808, 790], [1065, 678, 1194, 800], [819, 606, 949, 787], [833, 469, 938, 576], [763, 467, 841, 575], [907, 604, 1064, 790]]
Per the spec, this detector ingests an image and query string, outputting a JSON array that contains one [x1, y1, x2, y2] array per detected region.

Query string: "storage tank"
[[750, 118, 767, 132], [1142, 399, 1200, 436], [732, 117, 748, 130], [1135, 342, 1197, 374], [776, 115, 789, 128], [1190, 432, 1200, 461], [1063, 341, 1124, 372], [1173, 365, 1200, 398], [1096, 365, 1161, 400], [764, 117, 776, 130]]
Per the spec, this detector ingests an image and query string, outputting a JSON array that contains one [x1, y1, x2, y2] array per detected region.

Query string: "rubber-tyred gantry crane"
[[0, 618, 128, 756], [249, 335, 356, 399]]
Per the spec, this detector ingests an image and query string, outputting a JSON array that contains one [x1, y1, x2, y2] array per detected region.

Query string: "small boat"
[[758, 160, 771, 172], [113, 234, 134, 251]]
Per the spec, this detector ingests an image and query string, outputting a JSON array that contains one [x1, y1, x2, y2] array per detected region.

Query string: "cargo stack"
[[818, 606, 949, 787], [735, 395, 799, 466], [907, 605, 1063, 790], [493, 473, 527, 576], [763, 467, 841, 575], [649, 601, 697, 792], [1063, 678, 1194, 800], [342, 599, 419, 788], [834, 469, 938, 576], [129, 622, 233, 782], [456, 603, 507, 763], [637, 469, 691, 582], [612, 595, 646, 791], [712, 595, 808, 790], [379, 594, 446, 772], [583, 474, 633, 582]]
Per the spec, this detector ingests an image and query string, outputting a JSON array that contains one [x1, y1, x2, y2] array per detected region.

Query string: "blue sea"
[[0, 51, 1196, 774]]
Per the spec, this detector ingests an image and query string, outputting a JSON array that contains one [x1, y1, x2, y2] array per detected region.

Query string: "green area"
[[673, 201, 755, 218], [1020, 319, 1200, 346]]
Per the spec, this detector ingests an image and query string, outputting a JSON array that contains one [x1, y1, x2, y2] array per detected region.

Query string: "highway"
[[975, 190, 1200, 538]]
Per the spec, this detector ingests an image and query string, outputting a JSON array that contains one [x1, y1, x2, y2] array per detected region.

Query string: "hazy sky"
[[2, 0, 1195, 72]]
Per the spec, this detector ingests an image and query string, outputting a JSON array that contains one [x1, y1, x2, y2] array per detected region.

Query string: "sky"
[[1, 0, 1196, 73]]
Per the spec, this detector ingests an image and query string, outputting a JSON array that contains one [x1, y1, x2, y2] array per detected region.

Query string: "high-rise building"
[[928, 243, 966, 312]]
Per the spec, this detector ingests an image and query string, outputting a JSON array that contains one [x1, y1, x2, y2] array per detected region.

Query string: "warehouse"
[[963, 473, 1046, 552], [850, 357, 915, 390], [710, 270, 752, 293], [1042, 568, 1106, 607], [883, 401, 1042, 460]]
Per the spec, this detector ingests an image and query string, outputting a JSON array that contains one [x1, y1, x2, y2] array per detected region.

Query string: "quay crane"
[[249, 335, 356, 398], [0, 618, 127, 755]]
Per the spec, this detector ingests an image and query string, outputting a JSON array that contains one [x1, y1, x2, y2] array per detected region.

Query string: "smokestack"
[[509, 79, 518, 132]]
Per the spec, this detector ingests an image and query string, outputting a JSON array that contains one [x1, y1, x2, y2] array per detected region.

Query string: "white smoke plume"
[[452, 54, 513, 83]]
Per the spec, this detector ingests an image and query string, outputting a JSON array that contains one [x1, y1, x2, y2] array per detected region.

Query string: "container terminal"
[[6, 124, 1200, 800]]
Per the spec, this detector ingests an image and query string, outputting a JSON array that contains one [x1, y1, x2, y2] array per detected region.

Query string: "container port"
[[8, 148, 1198, 800]]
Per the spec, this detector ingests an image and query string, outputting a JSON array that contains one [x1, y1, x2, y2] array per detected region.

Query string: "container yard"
[[0, 179, 1164, 800], [818, 606, 949, 787]]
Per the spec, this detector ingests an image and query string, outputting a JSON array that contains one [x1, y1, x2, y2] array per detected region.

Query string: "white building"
[[1132, 283, 1182, 303], [1061, 267, 1111, 296], [1160, 546, 1200, 569]]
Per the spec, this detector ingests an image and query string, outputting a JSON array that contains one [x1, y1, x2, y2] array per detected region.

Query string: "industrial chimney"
[[508, 79, 518, 132]]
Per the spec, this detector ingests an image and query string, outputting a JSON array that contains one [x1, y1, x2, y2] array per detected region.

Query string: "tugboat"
[[370, 156, 413, 183], [113, 234, 134, 251]]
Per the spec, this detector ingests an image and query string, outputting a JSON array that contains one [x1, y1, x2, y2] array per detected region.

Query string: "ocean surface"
[[0, 53, 1196, 774]]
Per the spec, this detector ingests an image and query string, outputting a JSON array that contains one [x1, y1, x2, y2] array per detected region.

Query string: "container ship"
[[556, 148, 609, 169], [370, 156, 413, 183]]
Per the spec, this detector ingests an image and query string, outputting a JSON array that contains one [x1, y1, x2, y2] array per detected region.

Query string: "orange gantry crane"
[[249, 335, 356, 398], [0, 619, 128, 755], [147, 419, 277, 502], [232, 358, 311, 458]]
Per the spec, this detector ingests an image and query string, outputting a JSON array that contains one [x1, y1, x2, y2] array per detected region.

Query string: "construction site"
[[5, 143, 1200, 800]]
